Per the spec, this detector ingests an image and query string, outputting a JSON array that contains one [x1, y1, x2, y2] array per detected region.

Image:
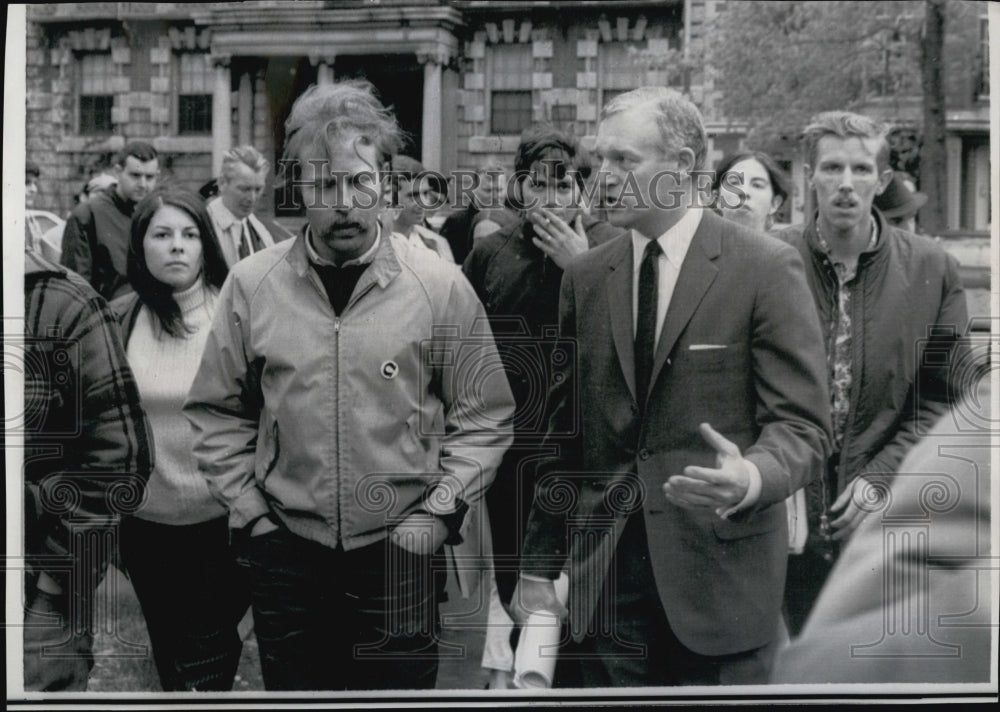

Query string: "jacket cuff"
[[431, 498, 470, 546], [229, 488, 271, 531], [716, 458, 762, 519]]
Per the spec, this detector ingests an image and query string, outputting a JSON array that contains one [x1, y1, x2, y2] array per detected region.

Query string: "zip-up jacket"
[[776, 211, 969, 540], [183, 231, 516, 554]]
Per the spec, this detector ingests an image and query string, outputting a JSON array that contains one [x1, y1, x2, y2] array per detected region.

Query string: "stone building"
[[24, 0, 991, 238]]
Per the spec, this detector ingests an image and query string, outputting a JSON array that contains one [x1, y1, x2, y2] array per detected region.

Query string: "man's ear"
[[768, 194, 784, 217], [676, 147, 696, 177], [875, 167, 893, 196]]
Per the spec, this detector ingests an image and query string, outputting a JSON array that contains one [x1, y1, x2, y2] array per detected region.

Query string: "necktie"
[[237, 219, 266, 260], [635, 240, 662, 410]]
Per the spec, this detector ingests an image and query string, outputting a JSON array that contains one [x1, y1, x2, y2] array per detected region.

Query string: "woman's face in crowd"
[[143, 204, 204, 293], [718, 158, 781, 232]]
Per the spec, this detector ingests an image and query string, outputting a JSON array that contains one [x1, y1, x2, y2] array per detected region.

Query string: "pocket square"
[[688, 344, 727, 351]]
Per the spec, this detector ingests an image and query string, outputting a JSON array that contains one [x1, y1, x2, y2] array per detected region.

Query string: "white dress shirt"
[[206, 196, 276, 266], [630, 207, 702, 345]]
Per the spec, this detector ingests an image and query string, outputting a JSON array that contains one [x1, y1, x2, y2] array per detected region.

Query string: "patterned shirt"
[[24, 250, 153, 593], [816, 218, 878, 452]]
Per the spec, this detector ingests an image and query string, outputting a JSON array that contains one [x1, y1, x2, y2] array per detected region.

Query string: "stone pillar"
[[211, 54, 233, 176], [418, 50, 447, 171], [238, 70, 253, 147], [944, 135, 962, 231]]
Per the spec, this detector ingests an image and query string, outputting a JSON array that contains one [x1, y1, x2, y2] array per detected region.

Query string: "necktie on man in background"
[[634, 239, 662, 412], [237, 219, 266, 260]]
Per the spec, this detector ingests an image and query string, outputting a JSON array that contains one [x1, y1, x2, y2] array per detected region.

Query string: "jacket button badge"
[[381, 361, 399, 379]]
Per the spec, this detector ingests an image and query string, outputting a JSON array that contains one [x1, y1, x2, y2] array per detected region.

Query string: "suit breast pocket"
[[679, 342, 748, 373]]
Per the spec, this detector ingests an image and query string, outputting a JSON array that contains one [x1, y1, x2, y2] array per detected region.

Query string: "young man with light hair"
[[777, 111, 968, 635], [206, 145, 293, 266]]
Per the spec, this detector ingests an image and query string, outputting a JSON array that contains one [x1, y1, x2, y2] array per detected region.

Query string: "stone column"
[[418, 50, 448, 172], [238, 69, 253, 147], [211, 54, 233, 176], [945, 135, 962, 231]]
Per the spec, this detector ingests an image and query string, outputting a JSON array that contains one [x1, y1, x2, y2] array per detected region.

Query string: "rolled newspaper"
[[513, 572, 569, 689]]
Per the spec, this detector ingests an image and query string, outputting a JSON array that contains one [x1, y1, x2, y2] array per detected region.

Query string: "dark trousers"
[[119, 516, 249, 691], [240, 526, 446, 691], [554, 512, 779, 687], [783, 545, 838, 637]]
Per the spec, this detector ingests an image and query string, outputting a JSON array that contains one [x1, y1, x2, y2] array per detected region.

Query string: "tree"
[[704, 0, 974, 230], [920, 0, 947, 234], [705, 1, 924, 152]]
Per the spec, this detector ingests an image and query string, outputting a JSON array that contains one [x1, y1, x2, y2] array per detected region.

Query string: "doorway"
[[335, 54, 424, 160]]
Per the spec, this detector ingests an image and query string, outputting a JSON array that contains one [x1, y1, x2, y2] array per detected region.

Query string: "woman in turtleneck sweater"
[[111, 189, 243, 691]]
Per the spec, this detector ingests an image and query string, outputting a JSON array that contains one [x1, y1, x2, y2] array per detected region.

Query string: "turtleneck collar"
[[173, 278, 209, 314]]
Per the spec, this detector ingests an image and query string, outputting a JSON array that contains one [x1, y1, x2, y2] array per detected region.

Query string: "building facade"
[[25, 0, 990, 236]]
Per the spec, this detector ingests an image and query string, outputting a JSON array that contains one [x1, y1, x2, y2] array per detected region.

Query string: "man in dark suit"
[[512, 86, 833, 686], [206, 145, 294, 267]]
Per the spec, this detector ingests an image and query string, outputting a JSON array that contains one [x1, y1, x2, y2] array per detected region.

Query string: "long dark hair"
[[127, 189, 228, 337], [711, 151, 792, 207]]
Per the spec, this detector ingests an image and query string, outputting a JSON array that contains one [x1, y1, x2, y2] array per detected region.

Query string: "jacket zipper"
[[334, 315, 341, 544]]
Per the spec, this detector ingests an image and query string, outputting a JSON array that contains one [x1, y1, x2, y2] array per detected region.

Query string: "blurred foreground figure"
[[22, 250, 152, 691], [772, 373, 992, 683]]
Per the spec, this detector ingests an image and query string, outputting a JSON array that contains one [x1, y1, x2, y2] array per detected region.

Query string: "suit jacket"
[[521, 210, 833, 656], [206, 196, 294, 267]]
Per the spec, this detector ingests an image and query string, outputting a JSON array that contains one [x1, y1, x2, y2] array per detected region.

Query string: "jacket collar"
[[803, 208, 891, 264], [286, 221, 401, 290], [24, 248, 68, 277]]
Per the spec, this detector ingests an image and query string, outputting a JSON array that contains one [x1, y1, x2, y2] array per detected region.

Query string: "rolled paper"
[[513, 573, 569, 689]]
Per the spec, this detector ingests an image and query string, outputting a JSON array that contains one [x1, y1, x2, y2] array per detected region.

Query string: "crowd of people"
[[20, 77, 986, 693]]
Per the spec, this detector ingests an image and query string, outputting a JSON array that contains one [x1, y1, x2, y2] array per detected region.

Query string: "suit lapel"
[[249, 214, 274, 248], [649, 214, 722, 390], [605, 235, 637, 404]]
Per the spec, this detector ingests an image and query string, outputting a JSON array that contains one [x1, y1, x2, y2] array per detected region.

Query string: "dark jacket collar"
[[802, 208, 891, 263]]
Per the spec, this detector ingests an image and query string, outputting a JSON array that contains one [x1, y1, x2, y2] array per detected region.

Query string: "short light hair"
[[802, 111, 890, 172], [602, 87, 708, 170], [220, 145, 270, 182], [281, 80, 404, 184]]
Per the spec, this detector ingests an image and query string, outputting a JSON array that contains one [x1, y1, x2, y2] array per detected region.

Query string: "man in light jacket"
[[183, 79, 515, 691]]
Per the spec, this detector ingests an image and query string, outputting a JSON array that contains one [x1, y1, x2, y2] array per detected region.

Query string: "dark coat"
[[522, 210, 833, 655], [776, 211, 968, 538]]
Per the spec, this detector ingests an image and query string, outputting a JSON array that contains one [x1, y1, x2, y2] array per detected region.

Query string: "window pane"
[[491, 90, 532, 135], [180, 53, 211, 94], [79, 95, 113, 134], [179, 94, 212, 134], [80, 53, 113, 94]]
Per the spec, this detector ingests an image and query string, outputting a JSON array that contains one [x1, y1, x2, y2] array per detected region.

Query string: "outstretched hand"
[[663, 423, 752, 515]]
